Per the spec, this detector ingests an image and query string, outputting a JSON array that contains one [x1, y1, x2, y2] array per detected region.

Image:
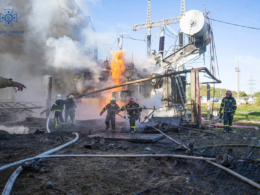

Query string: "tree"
[[255, 95, 260, 106], [240, 91, 247, 97], [254, 92, 260, 97], [232, 91, 237, 97]]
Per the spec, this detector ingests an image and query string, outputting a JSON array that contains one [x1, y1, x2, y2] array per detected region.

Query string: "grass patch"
[[199, 104, 260, 121]]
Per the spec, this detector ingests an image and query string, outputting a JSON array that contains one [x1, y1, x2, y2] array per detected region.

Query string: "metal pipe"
[[196, 70, 202, 125], [77, 67, 219, 99], [148, 126, 190, 151], [207, 84, 210, 120], [206, 160, 260, 190]]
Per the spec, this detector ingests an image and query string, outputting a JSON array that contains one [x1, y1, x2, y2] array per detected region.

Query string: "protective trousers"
[[105, 115, 116, 131], [129, 114, 139, 132], [223, 112, 233, 132], [65, 111, 75, 125], [54, 111, 64, 128]]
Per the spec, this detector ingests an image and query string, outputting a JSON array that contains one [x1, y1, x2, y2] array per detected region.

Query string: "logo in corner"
[[0, 9, 17, 27]]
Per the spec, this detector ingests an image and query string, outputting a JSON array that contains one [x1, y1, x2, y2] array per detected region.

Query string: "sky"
[[79, 0, 259, 94]]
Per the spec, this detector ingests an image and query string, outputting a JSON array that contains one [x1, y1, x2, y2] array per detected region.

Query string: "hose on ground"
[[1, 132, 79, 195], [39, 154, 215, 160], [206, 160, 260, 190], [46, 110, 54, 133]]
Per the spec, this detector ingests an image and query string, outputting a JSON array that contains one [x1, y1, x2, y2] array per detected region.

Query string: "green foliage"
[[240, 91, 247, 97], [255, 96, 260, 106], [186, 86, 237, 98], [241, 105, 249, 109], [254, 92, 260, 97]]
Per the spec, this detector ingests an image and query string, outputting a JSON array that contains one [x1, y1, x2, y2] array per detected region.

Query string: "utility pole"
[[235, 59, 240, 103], [147, 0, 152, 56]]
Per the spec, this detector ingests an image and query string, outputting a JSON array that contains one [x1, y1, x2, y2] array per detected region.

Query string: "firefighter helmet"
[[111, 97, 116, 101], [129, 97, 134, 103], [57, 94, 62, 99], [69, 95, 74, 99], [226, 91, 232, 96]]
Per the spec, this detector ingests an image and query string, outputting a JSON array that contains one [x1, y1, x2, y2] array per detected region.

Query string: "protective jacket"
[[219, 96, 237, 114], [101, 103, 120, 116], [120, 102, 142, 116], [51, 98, 65, 112], [0, 77, 13, 88], [65, 98, 77, 112]]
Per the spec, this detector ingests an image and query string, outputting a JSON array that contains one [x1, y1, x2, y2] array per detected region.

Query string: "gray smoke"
[[0, 0, 114, 102]]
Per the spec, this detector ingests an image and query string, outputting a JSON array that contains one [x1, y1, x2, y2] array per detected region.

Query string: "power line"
[[209, 17, 260, 31]]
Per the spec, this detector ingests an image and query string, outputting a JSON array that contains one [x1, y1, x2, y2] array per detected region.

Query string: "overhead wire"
[[122, 35, 146, 43], [209, 17, 260, 31]]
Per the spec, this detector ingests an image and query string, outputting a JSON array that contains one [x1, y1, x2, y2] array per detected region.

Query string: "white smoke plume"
[[0, 0, 115, 103]]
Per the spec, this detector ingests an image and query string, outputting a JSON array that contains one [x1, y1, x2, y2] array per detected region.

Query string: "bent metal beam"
[[76, 67, 221, 99]]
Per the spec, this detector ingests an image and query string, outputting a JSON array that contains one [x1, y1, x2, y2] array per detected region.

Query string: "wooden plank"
[[88, 133, 164, 143]]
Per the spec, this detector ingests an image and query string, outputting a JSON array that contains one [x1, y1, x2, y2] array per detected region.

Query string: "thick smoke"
[[0, 0, 115, 103]]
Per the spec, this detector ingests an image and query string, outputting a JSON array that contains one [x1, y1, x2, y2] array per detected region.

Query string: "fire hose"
[[2, 153, 260, 193], [1, 133, 79, 195], [46, 110, 54, 133]]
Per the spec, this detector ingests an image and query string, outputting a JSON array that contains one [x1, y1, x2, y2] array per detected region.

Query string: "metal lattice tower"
[[180, 0, 185, 16], [248, 74, 256, 97], [147, 0, 152, 23]]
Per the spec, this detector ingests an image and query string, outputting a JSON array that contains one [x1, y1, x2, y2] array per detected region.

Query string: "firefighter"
[[64, 95, 77, 126], [119, 97, 142, 134], [219, 91, 237, 133], [51, 94, 65, 128], [0, 77, 26, 90], [100, 97, 120, 132]]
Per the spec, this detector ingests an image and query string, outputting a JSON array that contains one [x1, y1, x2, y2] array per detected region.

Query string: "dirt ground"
[[0, 118, 260, 195]]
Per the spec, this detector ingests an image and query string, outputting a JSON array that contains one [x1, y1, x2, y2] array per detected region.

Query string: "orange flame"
[[110, 50, 126, 85], [103, 50, 126, 106]]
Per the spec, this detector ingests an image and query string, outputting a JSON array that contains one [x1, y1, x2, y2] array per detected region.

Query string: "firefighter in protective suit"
[[0, 77, 26, 90], [119, 97, 142, 134], [51, 94, 65, 128], [64, 95, 77, 126], [219, 91, 237, 133], [100, 97, 120, 132]]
